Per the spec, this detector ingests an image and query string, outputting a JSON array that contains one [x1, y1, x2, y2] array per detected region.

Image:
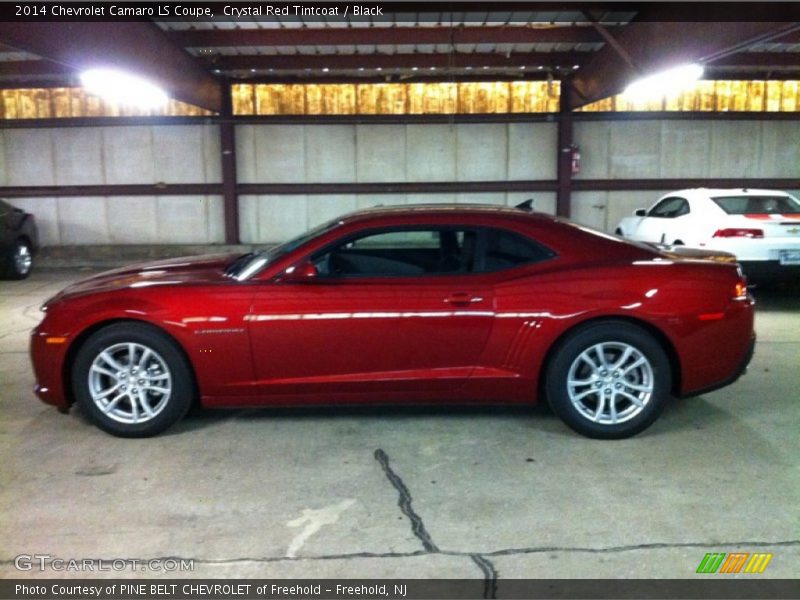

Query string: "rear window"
[[712, 195, 800, 215]]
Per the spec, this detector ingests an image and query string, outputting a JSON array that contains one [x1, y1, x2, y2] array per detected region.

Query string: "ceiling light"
[[322, 67, 329, 72], [411, 66, 418, 71], [623, 63, 704, 100], [80, 68, 168, 109]]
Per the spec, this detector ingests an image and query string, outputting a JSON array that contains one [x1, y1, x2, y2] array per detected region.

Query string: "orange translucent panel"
[[579, 80, 800, 113]]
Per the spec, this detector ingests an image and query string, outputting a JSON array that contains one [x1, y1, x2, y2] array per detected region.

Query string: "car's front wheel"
[[71, 323, 194, 437], [545, 321, 671, 439]]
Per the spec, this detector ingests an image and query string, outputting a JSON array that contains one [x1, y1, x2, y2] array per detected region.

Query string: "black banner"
[[2, 2, 800, 23], [2, 579, 800, 600]]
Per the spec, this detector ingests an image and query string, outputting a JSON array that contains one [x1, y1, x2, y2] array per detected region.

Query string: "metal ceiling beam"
[[0, 60, 71, 78], [172, 25, 615, 48], [566, 5, 800, 109], [1, 55, 797, 88], [213, 51, 586, 71], [0, 22, 222, 111], [713, 53, 800, 68]]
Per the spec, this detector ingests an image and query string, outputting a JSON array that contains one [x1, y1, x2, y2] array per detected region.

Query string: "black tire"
[[71, 322, 194, 437], [545, 321, 671, 439], [2, 238, 33, 280]]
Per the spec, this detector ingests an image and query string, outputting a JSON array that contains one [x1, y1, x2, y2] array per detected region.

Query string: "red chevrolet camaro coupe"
[[31, 205, 755, 439]]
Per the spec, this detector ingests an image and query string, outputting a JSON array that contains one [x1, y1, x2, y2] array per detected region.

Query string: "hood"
[[48, 253, 239, 303]]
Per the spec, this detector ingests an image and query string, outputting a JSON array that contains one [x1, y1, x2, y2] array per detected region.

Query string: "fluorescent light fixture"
[[80, 68, 168, 108], [623, 63, 704, 101]]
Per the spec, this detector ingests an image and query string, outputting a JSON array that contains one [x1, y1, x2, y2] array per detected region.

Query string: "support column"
[[220, 82, 240, 244], [556, 81, 574, 218]]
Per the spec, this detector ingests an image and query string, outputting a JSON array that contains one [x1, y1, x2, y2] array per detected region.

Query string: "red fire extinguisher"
[[570, 144, 581, 175]]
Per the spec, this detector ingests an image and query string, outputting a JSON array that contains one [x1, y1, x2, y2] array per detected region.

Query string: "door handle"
[[444, 292, 483, 305]]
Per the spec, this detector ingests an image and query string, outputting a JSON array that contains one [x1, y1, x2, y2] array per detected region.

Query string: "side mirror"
[[282, 260, 318, 282], [634, 208, 647, 217]]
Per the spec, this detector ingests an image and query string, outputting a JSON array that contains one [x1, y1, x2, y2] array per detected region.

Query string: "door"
[[247, 227, 495, 397]]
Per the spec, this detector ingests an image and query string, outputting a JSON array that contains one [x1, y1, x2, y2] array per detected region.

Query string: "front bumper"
[[30, 325, 72, 411]]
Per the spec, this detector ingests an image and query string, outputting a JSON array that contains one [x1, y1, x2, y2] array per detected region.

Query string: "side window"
[[313, 228, 477, 277], [648, 197, 689, 218], [476, 228, 554, 273]]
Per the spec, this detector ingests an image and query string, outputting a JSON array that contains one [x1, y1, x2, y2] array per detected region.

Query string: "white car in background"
[[616, 188, 800, 282]]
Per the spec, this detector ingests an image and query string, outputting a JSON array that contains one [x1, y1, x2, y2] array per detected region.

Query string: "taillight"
[[734, 270, 748, 301], [713, 228, 764, 238]]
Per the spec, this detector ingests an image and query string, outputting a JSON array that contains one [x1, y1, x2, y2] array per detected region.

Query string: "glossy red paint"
[[31, 206, 755, 414]]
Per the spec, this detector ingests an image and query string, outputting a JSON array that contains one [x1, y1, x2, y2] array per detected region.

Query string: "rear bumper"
[[682, 334, 755, 398], [739, 260, 800, 283]]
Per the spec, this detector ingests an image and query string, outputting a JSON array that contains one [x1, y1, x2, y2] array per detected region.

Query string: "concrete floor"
[[1, 269, 798, 582]]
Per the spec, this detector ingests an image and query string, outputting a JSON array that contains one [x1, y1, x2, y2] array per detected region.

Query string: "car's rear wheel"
[[2, 238, 32, 280], [72, 323, 194, 437], [545, 321, 671, 439]]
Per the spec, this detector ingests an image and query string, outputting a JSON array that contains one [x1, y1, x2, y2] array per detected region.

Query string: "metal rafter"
[[171, 24, 615, 48], [211, 51, 586, 71], [0, 22, 222, 111], [566, 4, 800, 109]]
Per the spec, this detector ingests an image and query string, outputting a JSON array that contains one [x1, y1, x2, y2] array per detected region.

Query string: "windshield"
[[712, 194, 800, 215], [227, 219, 343, 280]]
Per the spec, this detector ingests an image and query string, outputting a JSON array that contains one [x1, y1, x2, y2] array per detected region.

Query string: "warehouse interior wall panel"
[[10, 195, 225, 246], [151, 125, 222, 185], [608, 121, 662, 179], [708, 121, 764, 178], [455, 124, 508, 181], [574, 119, 800, 181], [239, 194, 309, 244], [356, 124, 407, 183], [54, 128, 104, 185], [305, 126, 358, 184], [307, 193, 359, 230], [5, 128, 57, 186], [660, 121, 713, 179], [0, 125, 222, 187], [759, 121, 800, 178], [235, 122, 558, 185], [405, 124, 458, 182], [507, 122, 558, 181]]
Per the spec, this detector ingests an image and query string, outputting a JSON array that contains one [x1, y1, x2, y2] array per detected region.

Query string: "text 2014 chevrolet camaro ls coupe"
[[31, 205, 755, 439]]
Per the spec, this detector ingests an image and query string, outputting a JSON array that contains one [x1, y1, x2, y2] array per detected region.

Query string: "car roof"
[[338, 203, 558, 225], [668, 188, 794, 199]]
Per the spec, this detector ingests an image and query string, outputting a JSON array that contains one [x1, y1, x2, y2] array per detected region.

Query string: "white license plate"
[[779, 250, 800, 265]]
